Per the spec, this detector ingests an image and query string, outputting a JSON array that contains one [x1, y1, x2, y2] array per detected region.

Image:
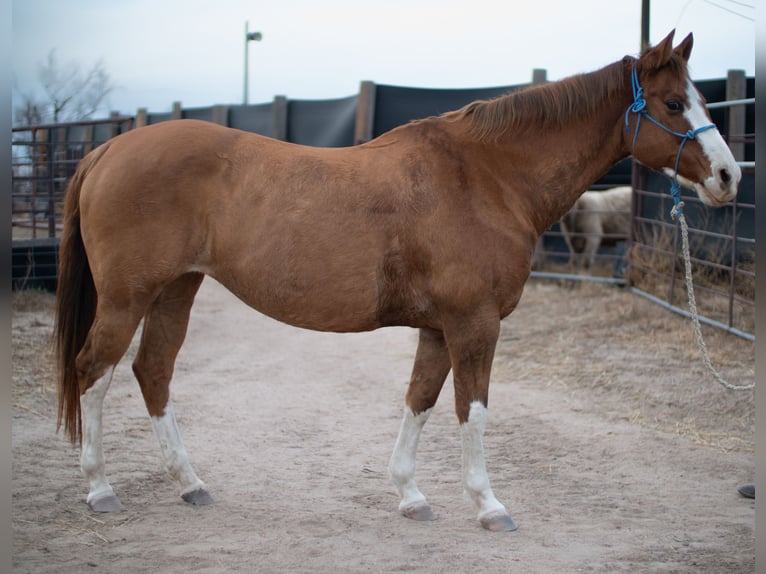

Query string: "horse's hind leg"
[[389, 328, 452, 521], [131, 273, 213, 505], [78, 304, 147, 512]]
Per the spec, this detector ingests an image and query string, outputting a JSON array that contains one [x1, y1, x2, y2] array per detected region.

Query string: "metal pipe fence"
[[532, 96, 755, 340], [11, 117, 134, 241], [627, 163, 755, 341]]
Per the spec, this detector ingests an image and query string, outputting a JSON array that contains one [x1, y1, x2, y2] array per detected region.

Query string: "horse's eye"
[[665, 100, 683, 112]]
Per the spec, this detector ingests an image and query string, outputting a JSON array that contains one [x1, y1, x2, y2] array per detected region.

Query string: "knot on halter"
[[629, 96, 646, 114], [624, 67, 647, 134], [624, 63, 716, 221]]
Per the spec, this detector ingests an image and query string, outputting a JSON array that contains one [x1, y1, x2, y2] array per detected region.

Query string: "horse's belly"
[[210, 265, 382, 333]]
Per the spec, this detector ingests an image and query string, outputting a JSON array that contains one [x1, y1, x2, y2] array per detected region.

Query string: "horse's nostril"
[[720, 169, 731, 185]]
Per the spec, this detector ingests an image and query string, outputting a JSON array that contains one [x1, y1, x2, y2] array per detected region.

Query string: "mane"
[[444, 58, 630, 141]]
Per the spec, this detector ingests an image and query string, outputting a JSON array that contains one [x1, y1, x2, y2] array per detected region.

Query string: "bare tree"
[[11, 51, 116, 241], [14, 49, 114, 126]]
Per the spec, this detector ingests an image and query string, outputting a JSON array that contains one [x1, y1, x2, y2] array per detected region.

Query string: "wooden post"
[[354, 81, 376, 144], [108, 111, 121, 139], [726, 69, 746, 161], [531, 69, 547, 84], [82, 124, 94, 155], [272, 95, 288, 141], [212, 105, 229, 126], [530, 69, 548, 267], [136, 108, 148, 128]]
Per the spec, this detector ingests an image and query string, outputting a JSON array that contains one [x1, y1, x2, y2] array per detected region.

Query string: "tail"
[[54, 143, 111, 444]]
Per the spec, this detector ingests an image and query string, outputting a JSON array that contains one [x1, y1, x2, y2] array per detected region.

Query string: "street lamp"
[[243, 21, 262, 105]]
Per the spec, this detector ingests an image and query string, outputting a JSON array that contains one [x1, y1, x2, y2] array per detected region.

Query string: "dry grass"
[[498, 280, 755, 453], [627, 219, 755, 335], [12, 288, 56, 313], [12, 289, 57, 416]]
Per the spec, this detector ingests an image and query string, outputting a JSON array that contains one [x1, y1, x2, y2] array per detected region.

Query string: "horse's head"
[[625, 30, 740, 207]]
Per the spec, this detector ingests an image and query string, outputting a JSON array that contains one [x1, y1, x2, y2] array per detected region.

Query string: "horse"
[[560, 186, 633, 270], [54, 30, 740, 531]]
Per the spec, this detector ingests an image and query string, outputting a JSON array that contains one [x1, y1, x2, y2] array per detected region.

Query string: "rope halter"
[[624, 63, 752, 392], [624, 64, 716, 219]]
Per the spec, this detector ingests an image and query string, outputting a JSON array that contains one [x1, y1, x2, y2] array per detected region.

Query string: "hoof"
[[400, 503, 437, 522], [181, 488, 214, 506], [480, 511, 518, 532], [86, 494, 125, 513], [738, 483, 755, 499]]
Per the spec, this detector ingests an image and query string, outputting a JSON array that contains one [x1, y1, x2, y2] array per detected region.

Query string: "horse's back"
[[74, 120, 430, 332], [74, 118, 536, 333]]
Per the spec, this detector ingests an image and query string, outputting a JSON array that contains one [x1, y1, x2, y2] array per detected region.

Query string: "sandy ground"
[[12, 277, 754, 573]]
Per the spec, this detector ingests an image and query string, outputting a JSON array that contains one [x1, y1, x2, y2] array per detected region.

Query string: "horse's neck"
[[506, 112, 628, 234], [474, 72, 632, 234], [527, 118, 627, 232]]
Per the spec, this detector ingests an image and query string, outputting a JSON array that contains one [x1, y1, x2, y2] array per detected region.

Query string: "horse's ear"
[[641, 29, 676, 70], [674, 32, 693, 62]]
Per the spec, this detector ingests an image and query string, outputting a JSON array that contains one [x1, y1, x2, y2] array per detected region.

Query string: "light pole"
[[640, 0, 650, 52], [243, 21, 262, 105]]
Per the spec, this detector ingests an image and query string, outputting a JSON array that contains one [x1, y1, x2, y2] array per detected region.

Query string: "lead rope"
[[671, 204, 754, 391], [626, 64, 754, 392]]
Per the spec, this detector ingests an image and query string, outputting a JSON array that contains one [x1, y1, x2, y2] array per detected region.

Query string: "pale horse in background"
[[559, 185, 633, 270]]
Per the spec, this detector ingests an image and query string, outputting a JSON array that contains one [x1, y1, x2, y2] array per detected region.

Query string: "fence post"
[[354, 81, 376, 144], [31, 128, 46, 239], [136, 108, 148, 128], [531, 70, 548, 267], [726, 69, 746, 161], [108, 111, 122, 139], [272, 95, 288, 141], [82, 123, 94, 156], [212, 105, 229, 126], [49, 127, 67, 238]]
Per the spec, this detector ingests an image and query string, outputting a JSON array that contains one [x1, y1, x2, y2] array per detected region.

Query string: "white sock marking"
[[389, 406, 432, 511], [80, 367, 116, 504], [151, 401, 205, 495], [460, 401, 507, 520]]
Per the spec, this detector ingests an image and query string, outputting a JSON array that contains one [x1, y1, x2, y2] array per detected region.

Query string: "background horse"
[[54, 31, 739, 531], [560, 186, 632, 270]]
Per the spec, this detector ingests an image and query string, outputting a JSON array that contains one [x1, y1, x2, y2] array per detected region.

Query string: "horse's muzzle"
[[704, 160, 741, 206]]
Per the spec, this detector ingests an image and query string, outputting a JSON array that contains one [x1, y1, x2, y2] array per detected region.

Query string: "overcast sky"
[[12, 0, 755, 117]]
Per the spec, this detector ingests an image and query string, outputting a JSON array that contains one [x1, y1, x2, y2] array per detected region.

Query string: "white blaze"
[[671, 79, 741, 205]]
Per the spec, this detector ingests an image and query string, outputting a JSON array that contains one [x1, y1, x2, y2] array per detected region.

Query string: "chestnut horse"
[[54, 31, 739, 531]]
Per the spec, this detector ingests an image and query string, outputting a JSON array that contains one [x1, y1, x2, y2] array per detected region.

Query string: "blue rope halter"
[[624, 64, 716, 218]]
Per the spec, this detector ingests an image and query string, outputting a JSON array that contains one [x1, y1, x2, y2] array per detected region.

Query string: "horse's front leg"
[[389, 328, 452, 521], [445, 311, 517, 532]]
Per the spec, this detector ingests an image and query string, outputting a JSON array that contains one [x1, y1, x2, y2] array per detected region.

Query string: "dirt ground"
[[12, 277, 754, 573]]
